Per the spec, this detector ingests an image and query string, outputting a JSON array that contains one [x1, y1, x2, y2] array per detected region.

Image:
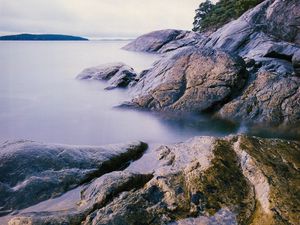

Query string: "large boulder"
[[218, 58, 300, 126], [0, 140, 147, 213], [8, 135, 300, 225], [123, 29, 204, 53], [76, 62, 137, 89], [124, 46, 247, 112]]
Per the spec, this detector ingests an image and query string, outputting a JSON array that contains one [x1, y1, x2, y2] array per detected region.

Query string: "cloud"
[[0, 0, 203, 38]]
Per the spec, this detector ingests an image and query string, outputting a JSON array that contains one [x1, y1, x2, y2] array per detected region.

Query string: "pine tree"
[[192, 0, 264, 32], [192, 0, 213, 32]]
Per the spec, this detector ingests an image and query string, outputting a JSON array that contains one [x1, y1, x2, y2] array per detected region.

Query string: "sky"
[[0, 0, 212, 38]]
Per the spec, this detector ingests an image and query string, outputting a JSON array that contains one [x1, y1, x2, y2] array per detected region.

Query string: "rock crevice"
[[6, 136, 299, 225]]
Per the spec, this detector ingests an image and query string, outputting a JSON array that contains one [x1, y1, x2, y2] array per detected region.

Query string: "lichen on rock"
[[5, 135, 300, 225]]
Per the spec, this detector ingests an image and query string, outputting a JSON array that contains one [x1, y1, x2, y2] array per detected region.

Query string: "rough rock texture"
[[76, 62, 137, 89], [201, 0, 300, 126], [203, 0, 300, 58], [292, 49, 300, 75], [124, 47, 247, 112], [123, 29, 204, 53], [7, 172, 153, 225], [234, 136, 300, 225], [121, 0, 300, 127], [8, 135, 299, 225], [0, 140, 147, 213], [218, 58, 300, 126]]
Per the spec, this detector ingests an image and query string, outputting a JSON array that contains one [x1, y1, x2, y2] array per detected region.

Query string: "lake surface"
[[0, 41, 293, 147]]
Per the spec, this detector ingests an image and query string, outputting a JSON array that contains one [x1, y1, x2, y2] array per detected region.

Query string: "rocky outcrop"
[[120, 0, 300, 127], [292, 49, 300, 75], [76, 62, 137, 89], [123, 47, 247, 112], [218, 58, 300, 126], [0, 140, 147, 213], [203, 0, 300, 126], [7, 135, 300, 225], [123, 29, 204, 53], [123, 1, 300, 58], [203, 0, 300, 58]]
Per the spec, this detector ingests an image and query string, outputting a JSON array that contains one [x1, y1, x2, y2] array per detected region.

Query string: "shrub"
[[192, 0, 264, 32]]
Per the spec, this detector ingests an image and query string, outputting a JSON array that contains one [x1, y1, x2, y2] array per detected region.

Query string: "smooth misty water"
[[0, 41, 241, 146]]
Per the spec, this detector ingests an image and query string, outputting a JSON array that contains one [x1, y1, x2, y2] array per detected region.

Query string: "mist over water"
[[0, 41, 243, 146]]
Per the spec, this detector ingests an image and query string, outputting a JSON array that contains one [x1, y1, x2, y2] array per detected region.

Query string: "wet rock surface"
[[5, 135, 300, 225], [0, 140, 147, 213], [76, 62, 137, 89], [125, 47, 247, 113]]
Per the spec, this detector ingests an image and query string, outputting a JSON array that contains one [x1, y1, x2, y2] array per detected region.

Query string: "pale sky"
[[0, 0, 211, 38]]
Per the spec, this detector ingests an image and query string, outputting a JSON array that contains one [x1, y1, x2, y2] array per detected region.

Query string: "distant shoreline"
[[0, 33, 88, 41]]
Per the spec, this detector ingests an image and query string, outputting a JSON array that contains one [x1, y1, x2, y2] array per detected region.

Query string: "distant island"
[[0, 33, 88, 41]]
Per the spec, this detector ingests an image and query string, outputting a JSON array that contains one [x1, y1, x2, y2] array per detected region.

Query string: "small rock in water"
[[76, 62, 137, 89]]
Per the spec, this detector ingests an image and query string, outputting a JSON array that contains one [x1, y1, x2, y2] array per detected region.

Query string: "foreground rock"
[[76, 62, 137, 89], [7, 135, 300, 225], [0, 140, 147, 213], [123, 29, 204, 53], [88, 136, 298, 225], [124, 46, 247, 112]]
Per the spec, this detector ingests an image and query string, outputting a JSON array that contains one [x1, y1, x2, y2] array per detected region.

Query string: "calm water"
[[0, 41, 243, 146]]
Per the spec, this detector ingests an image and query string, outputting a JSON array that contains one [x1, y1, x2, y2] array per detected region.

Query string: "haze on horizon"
[[0, 0, 216, 39]]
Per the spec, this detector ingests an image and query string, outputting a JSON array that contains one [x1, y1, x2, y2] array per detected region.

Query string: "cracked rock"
[[123, 47, 247, 113]]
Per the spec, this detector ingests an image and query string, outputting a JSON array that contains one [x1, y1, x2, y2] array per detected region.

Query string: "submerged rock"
[[76, 62, 137, 89], [125, 47, 247, 113], [8, 135, 299, 225], [123, 29, 204, 53], [0, 140, 147, 213]]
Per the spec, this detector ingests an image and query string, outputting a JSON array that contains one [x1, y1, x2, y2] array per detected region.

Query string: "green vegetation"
[[193, 0, 264, 32]]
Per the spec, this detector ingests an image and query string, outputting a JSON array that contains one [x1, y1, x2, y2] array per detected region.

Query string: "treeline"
[[193, 0, 264, 32]]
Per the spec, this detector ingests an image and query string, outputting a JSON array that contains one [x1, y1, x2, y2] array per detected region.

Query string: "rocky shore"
[[1, 0, 300, 224], [2, 135, 299, 225], [79, 0, 300, 129]]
